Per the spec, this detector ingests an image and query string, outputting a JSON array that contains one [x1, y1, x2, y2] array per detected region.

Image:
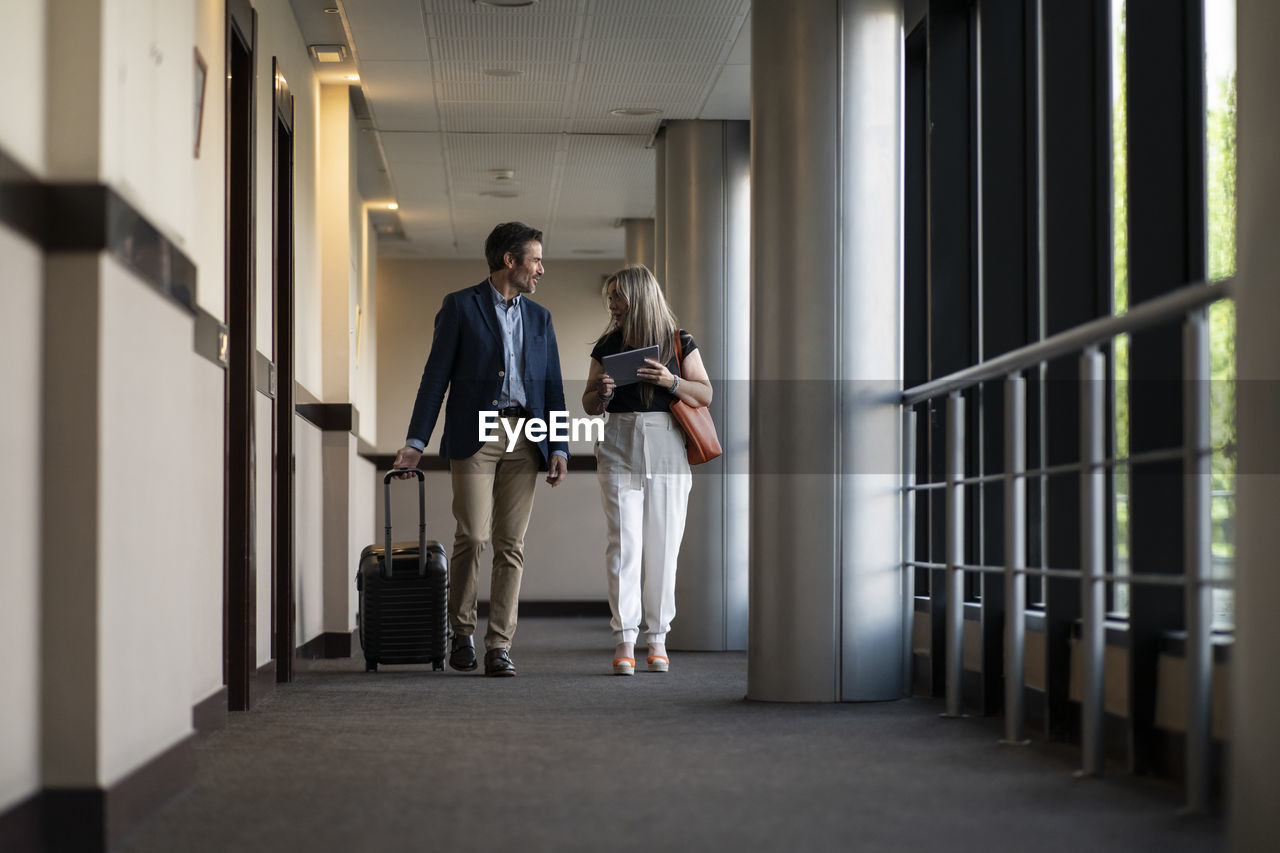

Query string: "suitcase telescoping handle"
[[383, 469, 427, 579]]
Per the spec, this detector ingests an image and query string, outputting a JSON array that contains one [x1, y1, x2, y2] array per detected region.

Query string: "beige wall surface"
[[377, 469, 608, 603], [375, 257, 621, 455], [99, 0, 196, 249], [41, 254, 101, 787], [322, 432, 351, 634], [98, 258, 196, 787], [189, 355, 225, 706], [0, 0, 47, 174], [349, 454, 375, 627], [357, 226, 378, 445], [255, 0, 322, 389], [296, 417, 324, 644], [255, 395, 272, 667], [193, 0, 227, 318], [0, 227, 43, 810], [320, 85, 353, 403]]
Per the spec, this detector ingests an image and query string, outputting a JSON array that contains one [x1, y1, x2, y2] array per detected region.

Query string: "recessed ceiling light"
[[489, 168, 516, 182], [609, 107, 661, 117], [473, 0, 538, 7], [480, 190, 521, 199], [483, 68, 524, 78], [323, 8, 340, 14], [344, 74, 360, 81], [386, 203, 399, 210]]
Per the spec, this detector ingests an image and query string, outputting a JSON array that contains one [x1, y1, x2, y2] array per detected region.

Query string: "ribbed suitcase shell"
[[357, 469, 449, 672], [358, 541, 448, 670]]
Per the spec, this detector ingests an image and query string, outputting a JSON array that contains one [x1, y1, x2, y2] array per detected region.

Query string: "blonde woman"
[[582, 266, 713, 675]]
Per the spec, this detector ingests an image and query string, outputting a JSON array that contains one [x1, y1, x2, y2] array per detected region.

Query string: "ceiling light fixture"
[[609, 107, 661, 117], [473, 0, 539, 7], [344, 74, 360, 81], [387, 203, 399, 210], [480, 190, 521, 199], [308, 44, 349, 63], [323, 7, 340, 13], [489, 169, 516, 182], [483, 68, 524, 78]]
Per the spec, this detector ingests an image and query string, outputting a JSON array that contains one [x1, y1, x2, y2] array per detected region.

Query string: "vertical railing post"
[[1079, 347, 1106, 776], [1183, 309, 1212, 812], [944, 392, 966, 718], [1002, 374, 1029, 744], [902, 405, 918, 697]]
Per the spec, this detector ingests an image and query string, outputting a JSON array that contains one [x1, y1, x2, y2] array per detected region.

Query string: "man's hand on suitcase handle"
[[393, 445, 423, 477], [545, 453, 567, 487]]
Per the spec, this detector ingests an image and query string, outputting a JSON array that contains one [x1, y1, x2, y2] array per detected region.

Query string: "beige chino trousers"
[[449, 422, 540, 651]]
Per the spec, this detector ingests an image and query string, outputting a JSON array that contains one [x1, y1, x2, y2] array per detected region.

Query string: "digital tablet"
[[600, 345, 660, 387]]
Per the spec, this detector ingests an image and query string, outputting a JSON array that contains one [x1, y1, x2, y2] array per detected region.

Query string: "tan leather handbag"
[[669, 331, 722, 465]]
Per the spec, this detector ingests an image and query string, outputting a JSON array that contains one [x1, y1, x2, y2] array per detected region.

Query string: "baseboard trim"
[[297, 631, 353, 660], [193, 686, 228, 734], [501, 600, 611, 618], [43, 733, 196, 851], [0, 792, 42, 853]]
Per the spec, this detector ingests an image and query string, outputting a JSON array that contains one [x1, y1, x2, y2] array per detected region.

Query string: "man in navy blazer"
[[393, 222, 568, 677]]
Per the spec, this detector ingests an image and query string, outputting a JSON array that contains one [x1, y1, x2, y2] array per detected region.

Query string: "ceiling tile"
[[343, 0, 429, 61], [582, 14, 740, 43], [359, 62, 440, 131], [586, 0, 746, 15], [352, 0, 749, 257], [429, 12, 582, 41]]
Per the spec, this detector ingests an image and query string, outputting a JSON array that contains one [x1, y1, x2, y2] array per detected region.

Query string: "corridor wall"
[[0, 0, 376, 846], [0, 225, 43, 819]]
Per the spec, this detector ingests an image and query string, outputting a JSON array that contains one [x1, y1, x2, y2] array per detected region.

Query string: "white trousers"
[[596, 412, 693, 645]]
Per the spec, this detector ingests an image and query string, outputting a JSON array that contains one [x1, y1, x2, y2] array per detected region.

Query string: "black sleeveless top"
[[590, 329, 697, 413]]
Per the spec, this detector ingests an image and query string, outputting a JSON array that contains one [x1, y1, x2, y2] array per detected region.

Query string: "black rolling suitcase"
[[357, 469, 449, 672]]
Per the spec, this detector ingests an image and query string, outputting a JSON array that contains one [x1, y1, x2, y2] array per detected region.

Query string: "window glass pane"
[[1111, 0, 1130, 615], [1206, 0, 1237, 631]]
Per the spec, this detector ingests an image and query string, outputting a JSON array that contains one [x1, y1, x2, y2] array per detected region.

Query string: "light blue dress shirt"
[[490, 282, 527, 410]]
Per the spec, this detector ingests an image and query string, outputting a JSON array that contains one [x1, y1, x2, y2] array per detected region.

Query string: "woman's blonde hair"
[[598, 265, 680, 406]]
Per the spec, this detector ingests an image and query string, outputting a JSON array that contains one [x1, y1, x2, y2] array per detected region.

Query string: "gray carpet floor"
[[119, 618, 1224, 853]]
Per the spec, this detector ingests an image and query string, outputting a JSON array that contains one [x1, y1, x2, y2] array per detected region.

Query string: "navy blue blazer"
[[406, 281, 568, 467]]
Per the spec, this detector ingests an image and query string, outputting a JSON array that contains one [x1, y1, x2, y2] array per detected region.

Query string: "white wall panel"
[[190, 354, 225, 704], [0, 0, 47, 174], [193, 0, 227, 317], [0, 227, 42, 810], [98, 258, 194, 786], [295, 416, 325, 644], [99, 0, 196, 246], [255, 393, 272, 667], [255, 0, 324, 396], [349, 455, 375, 626]]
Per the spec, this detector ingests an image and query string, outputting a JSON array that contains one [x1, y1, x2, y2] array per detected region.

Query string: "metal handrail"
[[901, 279, 1232, 406], [899, 277, 1233, 813]]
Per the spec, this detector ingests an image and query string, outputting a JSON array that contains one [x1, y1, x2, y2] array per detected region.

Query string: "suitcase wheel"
[[432, 658, 444, 672], [365, 660, 377, 673]]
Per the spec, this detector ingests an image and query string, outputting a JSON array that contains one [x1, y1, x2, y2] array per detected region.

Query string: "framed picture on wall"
[[194, 47, 208, 158]]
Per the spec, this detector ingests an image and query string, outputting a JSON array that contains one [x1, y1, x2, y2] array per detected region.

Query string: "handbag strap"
[[672, 329, 684, 377]]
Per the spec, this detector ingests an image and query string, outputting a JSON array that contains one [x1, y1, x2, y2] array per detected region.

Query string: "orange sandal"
[[646, 655, 669, 673], [613, 657, 635, 676]]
